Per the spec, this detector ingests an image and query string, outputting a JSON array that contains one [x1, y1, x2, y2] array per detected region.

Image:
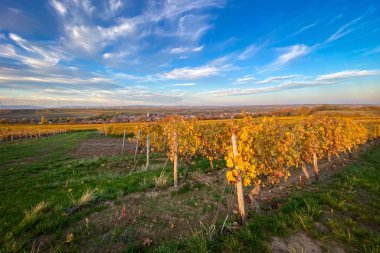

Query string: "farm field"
[[1, 0, 380, 252], [1, 119, 379, 252]]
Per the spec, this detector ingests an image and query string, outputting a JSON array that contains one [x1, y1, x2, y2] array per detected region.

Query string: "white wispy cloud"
[[202, 68, 379, 97], [103, 50, 130, 60], [326, 17, 362, 43], [365, 45, 380, 55], [275, 44, 310, 66], [0, 74, 114, 85], [0, 44, 16, 56], [201, 80, 331, 96], [2, 85, 185, 106], [256, 75, 303, 84], [291, 22, 317, 37], [163, 65, 219, 79], [173, 83, 196, 86], [50, 0, 67, 16], [238, 44, 259, 60], [258, 44, 310, 73], [1, 33, 65, 68], [50, 0, 224, 58], [235, 75, 255, 83], [103, 0, 123, 18], [316, 69, 379, 81], [65, 20, 135, 54], [170, 45, 204, 54]]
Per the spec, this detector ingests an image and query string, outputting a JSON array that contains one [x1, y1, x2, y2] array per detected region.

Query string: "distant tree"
[[40, 116, 47, 124], [68, 117, 77, 124], [299, 106, 311, 116], [0, 118, 8, 124], [21, 118, 30, 124]]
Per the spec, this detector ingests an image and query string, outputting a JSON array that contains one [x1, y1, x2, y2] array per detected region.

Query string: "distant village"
[[0, 106, 322, 124]]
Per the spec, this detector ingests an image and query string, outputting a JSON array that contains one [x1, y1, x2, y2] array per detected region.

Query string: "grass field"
[[0, 132, 379, 252]]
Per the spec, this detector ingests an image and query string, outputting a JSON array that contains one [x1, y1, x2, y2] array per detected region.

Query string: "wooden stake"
[[173, 131, 178, 188], [301, 162, 310, 180], [313, 152, 319, 180], [231, 134, 246, 223], [134, 130, 140, 162], [122, 130, 126, 153], [145, 134, 150, 170]]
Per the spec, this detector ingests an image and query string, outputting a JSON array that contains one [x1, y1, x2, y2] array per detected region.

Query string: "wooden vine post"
[[173, 131, 178, 188], [145, 134, 150, 170], [313, 152, 319, 180], [122, 130, 126, 153], [134, 130, 140, 162], [301, 162, 310, 180], [231, 134, 246, 223]]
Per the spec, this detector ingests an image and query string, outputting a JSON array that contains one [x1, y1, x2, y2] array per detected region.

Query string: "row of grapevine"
[[99, 115, 371, 222], [225, 116, 368, 221], [0, 126, 67, 142]]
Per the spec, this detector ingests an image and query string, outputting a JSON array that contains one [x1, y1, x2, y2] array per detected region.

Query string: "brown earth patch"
[[74, 137, 135, 158], [271, 231, 345, 253]]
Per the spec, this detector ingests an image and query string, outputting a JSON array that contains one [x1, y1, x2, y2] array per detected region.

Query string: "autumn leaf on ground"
[[66, 233, 74, 243], [143, 237, 153, 246]]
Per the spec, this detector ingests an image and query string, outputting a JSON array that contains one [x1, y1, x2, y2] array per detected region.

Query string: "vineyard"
[[0, 114, 379, 252], [1, 115, 379, 142], [97, 115, 375, 221]]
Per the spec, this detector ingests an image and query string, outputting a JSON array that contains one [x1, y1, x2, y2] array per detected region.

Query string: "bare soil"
[[74, 137, 135, 158], [271, 231, 345, 253]]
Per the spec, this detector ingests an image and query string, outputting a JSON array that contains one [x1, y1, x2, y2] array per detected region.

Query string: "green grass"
[[0, 132, 175, 252], [1, 132, 379, 253]]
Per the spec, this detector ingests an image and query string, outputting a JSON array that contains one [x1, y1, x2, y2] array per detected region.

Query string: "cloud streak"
[[202, 69, 380, 97], [256, 75, 303, 84], [173, 83, 196, 86], [316, 69, 379, 81], [326, 17, 362, 43], [163, 65, 219, 79], [170, 45, 204, 54], [258, 44, 310, 73], [235, 75, 255, 83]]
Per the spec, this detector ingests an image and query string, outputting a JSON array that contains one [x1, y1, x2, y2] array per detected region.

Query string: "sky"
[[0, 0, 379, 107]]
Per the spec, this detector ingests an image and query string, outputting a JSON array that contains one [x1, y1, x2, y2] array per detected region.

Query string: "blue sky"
[[0, 0, 379, 107]]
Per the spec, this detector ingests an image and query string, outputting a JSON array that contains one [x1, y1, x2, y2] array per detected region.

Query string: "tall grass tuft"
[[19, 201, 49, 230], [154, 171, 169, 189], [2, 201, 49, 253], [76, 188, 96, 207]]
